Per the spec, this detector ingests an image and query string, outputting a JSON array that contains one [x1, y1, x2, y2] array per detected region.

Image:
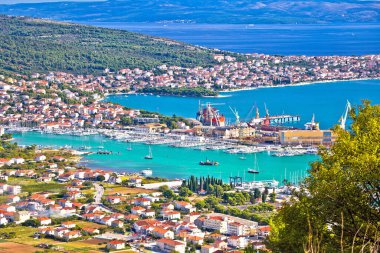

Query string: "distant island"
[[1, 0, 379, 24], [0, 15, 378, 100]]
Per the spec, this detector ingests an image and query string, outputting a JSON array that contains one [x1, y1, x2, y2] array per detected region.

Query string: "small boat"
[[239, 155, 247, 160], [144, 146, 153, 159], [199, 159, 219, 166], [126, 143, 132, 151], [97, 150, 112, 155], [79, 146, 91, 150], [248, 154, 260, 173], [141, 169, 153, 176]]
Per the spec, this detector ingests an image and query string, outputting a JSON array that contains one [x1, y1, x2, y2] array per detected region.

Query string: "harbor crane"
[[339, 100, 351, 130], [264, 103, 269, 117], [197, 102, 226, 127], [229, 106, 240, 125]]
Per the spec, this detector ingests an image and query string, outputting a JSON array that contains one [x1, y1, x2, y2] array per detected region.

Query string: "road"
[[93, 183, 104, 204]]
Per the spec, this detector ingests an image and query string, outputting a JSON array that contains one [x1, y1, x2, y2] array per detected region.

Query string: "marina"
[[11, 131, 317, 184], [9, 80, 380, 185], [8, 126, 319, 156]]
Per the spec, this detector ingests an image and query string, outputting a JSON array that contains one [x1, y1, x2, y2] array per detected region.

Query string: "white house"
[[35, 155, 47, 162], [157, 238, 186, 253], [152, 227, 174, 239], [162, 211, 181, 220], [107, 240, 125, 250], [11, 158, 25, 164], [227, 236, 248, 248], [0, 217, 8, 226], [203, 216, 228, 234], [0, 204, 16, 212], [38, 217, 52, 226]]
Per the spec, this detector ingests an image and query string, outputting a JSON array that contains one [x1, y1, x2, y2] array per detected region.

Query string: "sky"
[[0, 0, 105, 4]]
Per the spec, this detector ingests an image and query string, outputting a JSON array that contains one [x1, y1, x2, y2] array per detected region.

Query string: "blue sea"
[[85, 23, 380, 55], [14, 79, 380, 183], [105, 80, 380, 130], [11, 21, 380, 182]]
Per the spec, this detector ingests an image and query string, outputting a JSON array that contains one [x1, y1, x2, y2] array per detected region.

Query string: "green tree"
[[195, 200, 206, 210], [163, 189, 175, 199], [159, 185, 169, 192], [179, 187, 193, 197], [253, 188, 261, 199], [261, 193, 267, 203], [22, 219, 39, 227], [269, 192, 276, 203], [96, 175, 105, 181], [268, 102, 380, 252], [249, 193, 256, 204]]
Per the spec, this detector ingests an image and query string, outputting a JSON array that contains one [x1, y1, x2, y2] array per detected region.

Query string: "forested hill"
[[0, 15, 219, 75]]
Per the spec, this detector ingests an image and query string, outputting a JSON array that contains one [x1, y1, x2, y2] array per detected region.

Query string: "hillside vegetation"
[[0, 15, 218, 75], [268, 101, 380, 252]]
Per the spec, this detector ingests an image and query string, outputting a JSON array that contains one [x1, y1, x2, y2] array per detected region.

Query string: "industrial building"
[[279, 130, 336, 146]]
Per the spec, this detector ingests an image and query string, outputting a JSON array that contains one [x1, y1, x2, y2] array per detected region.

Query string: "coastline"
[[219, 77, 380, 94], [104, 77, 380, 99], [11, 130, 318, 182]]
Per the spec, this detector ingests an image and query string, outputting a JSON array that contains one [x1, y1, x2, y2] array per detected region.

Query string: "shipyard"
[[6, 100, 347, 157]]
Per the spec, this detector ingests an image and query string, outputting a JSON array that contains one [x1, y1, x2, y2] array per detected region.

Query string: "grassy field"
[[7, 177, 35, 185], [0, 195, 8, 204], [7, 177, 65, 193], [75, 220, 106, 230], [0, 224, 136, 252], [0, 226, 39, 245], [0, 224, 107, 252], [22, 183, 65, 193]]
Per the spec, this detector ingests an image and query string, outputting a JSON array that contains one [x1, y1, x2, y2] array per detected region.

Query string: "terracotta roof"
[[157, 238, 184, 246], [153, 227, 169, 235], [108, 240, 124, 245]]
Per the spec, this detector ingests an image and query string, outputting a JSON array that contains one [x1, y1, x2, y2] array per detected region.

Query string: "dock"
[[265, 115, 300, 124]]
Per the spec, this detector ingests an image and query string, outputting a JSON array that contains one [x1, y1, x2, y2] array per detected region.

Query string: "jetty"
[[265, 115, 300, 124]]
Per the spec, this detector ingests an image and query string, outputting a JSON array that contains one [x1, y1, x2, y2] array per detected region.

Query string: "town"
[[7, 53, 379, 95], [1, 53, 378, 153], [0, 135, 285, 252]]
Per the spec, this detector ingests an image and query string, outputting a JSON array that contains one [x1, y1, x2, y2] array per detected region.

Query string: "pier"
[[266, 115, 300, 124]]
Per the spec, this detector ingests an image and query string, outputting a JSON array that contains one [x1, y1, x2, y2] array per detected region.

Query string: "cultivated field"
[[104, 186, 154, 195], [0, 242, 38, 253]]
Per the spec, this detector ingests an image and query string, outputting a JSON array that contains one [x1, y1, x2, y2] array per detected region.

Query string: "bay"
[[13, 80, 380, 183], [105, 80, 380, 130], [13, 131, 315, 183]]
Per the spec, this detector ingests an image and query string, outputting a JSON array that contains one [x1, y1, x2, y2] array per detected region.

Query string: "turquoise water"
[[106, 80, 380, 129], [13, 131, 316, 183], [13, 80, 380, 182]]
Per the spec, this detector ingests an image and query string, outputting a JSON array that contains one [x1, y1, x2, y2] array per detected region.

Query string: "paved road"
[[93, 183, 104, 204]]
